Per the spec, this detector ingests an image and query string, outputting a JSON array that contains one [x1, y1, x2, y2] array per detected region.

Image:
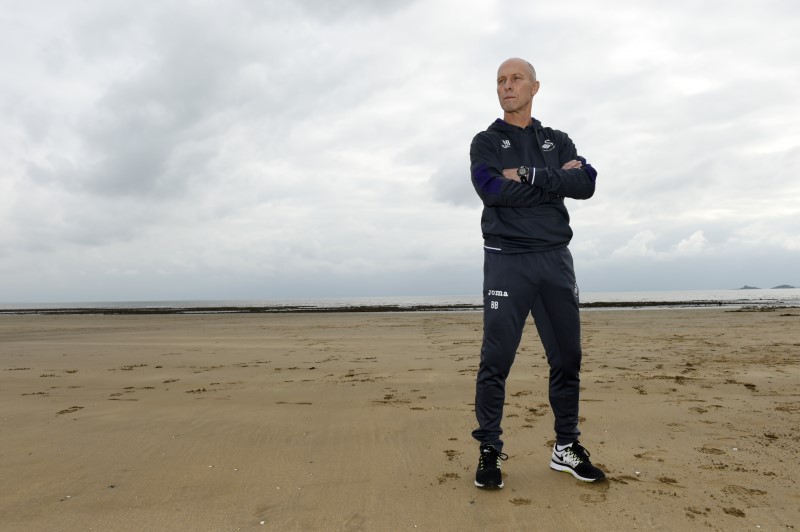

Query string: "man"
[[470, 58, 605, 489]]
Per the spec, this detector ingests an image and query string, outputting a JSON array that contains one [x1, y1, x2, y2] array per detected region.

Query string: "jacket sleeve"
[[470, 133, 546, 207], [532, 132, 596, 200]]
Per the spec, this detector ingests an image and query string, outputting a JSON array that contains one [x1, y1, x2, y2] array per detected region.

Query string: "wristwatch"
[[517, 166, 531, 184]]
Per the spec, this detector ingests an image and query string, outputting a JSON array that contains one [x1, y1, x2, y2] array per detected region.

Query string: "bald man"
[[470, 58, 605, 488]]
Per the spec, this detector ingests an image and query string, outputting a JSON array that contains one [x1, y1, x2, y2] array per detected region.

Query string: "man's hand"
[[502, 168, 521, 182], [561, 160, 583, 170]]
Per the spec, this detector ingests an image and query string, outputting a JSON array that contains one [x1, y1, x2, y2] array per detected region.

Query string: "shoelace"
[[480, 447, 509, 469], [571, 442, 590, 461], [561, 442, 590, 464]]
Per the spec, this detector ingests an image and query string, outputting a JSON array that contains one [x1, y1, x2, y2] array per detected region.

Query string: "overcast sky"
[[1, 0, 799, 303]]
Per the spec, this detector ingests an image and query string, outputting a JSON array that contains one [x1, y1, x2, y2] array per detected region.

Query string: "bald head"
[[498, 58, 536, 82]]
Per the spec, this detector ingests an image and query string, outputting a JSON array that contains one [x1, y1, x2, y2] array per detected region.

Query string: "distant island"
[[735, 285, 796, 290]]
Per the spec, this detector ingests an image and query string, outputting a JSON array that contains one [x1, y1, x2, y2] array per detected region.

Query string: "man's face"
[[496, 60, 539, 113]]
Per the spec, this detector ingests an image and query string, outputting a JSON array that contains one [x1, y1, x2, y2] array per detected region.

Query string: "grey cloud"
[[3, 0, 800, 303], [32, 1, 421, 201], [280, 0, 411, 21], [429, 159, 479, 207]]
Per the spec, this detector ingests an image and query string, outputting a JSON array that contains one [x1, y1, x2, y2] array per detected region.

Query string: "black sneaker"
[[474, 444, 508, 489], [550, 441, 606, 482]]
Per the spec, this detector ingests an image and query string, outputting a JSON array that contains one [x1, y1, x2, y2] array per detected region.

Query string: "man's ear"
[[531, 80, 541, 96]]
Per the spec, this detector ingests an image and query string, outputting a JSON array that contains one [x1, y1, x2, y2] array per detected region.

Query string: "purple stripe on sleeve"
[[472, 163, 503, 194], [576, 156, 597, 183], [582, 164, 597, 183]]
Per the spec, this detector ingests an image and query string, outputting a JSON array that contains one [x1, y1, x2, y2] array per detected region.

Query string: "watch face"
[[517, 166, 528, 177]]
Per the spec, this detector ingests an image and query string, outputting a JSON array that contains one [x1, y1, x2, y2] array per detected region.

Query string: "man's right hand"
[[561, 160, 583, 170], [502, 168, 522, 182]]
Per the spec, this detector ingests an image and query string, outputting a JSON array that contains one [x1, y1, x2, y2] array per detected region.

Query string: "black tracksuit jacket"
[[470, 118, 596, 253]]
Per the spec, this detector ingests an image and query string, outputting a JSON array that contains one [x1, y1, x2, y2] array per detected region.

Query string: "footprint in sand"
[[722, 507, 745, 517], [685, 506, 710, 519], [722, 485, 767, 506], [610, 475, 640, 484], [579, 491, 607, 503], [697, 446, 726, 455], [437, 473, 460, 484], [527, 405, 548, 417], [57, 406, 83, 415], [119, 364, 148, 371], [634, 449, 666, 462], [443, 449, 462, 462]]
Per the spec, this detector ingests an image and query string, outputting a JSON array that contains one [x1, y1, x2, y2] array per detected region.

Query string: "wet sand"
[[1, 309, 798, 530]]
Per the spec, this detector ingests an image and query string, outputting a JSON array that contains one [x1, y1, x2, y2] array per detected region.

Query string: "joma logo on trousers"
[[487, 290, 508, 297]]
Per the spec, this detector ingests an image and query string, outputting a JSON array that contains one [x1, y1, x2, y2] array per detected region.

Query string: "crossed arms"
[[470, 133, 597, 207]]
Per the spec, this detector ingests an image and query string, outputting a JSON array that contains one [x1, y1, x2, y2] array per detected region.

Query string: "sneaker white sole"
[[550, 461, 602, 482], [474, 479, 504, 489]]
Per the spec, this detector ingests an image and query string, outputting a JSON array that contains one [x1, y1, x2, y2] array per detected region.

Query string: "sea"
[[1, 288, 799, 313]]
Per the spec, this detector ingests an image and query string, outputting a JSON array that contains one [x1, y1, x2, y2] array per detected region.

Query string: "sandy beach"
[[0, 308, 798, 531]]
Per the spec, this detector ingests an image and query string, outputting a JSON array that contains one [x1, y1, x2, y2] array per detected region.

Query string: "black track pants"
[[472, 247, 582, 450]]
